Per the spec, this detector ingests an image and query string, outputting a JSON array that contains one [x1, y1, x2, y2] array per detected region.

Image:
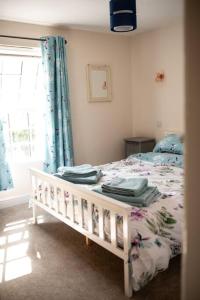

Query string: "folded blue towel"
[[54, 170, 103, 184], [57, 164, 98, 177], [102, 177, 148, 196], [93, 186, 161, 207]]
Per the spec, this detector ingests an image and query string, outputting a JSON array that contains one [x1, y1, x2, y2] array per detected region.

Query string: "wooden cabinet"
[[124, 137, 156, 157]]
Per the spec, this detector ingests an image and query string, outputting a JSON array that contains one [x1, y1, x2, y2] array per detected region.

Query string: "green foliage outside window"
[[12, 129, 35, 143]]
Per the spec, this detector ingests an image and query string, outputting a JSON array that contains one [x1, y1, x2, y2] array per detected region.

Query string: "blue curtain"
[[0, 119, 13, 191], [41, 36, 74, 173]]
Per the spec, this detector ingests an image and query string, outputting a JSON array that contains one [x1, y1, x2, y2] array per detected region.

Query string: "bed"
[[30, 146, 184, 297]]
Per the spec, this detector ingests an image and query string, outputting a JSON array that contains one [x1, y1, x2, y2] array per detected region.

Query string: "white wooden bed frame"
[[30, 168, 133, 298]]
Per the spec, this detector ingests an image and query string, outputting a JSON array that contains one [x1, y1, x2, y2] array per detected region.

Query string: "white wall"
[[67, 29, 132, 165], [131, 22, 185, 139], [0, 20, 132, 202]]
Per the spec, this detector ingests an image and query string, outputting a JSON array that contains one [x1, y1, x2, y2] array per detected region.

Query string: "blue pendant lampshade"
[[110, 0, 137, 32]]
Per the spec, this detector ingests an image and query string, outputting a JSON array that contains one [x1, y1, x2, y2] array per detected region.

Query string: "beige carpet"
[[0, 204, 181, 300]]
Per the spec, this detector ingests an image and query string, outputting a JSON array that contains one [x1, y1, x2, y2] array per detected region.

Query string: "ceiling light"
[[110, 0, 137, 32]]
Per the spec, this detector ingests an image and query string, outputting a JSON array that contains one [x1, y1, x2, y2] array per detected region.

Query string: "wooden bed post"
[[30, 172, 37, 225], [123, 210, 133, 298], [124, 259, 132, 298], [32, 202, 37, 224], [85, 236, 93, 246]]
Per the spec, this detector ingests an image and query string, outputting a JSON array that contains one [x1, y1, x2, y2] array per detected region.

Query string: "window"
[[0, 48, 45, 162]]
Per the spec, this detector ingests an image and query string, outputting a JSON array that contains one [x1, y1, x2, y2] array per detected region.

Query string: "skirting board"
[[0, 194, 29, 209]]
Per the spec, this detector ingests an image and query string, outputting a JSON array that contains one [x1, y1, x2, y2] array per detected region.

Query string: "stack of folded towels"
[[93, 177, 161, 207], [54, 164, 103, 184]]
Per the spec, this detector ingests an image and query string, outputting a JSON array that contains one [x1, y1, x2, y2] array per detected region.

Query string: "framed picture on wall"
[[86, 64, 112, 102]]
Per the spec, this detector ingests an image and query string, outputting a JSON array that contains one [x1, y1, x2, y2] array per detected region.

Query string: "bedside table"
[[124, 137, 156, 157]]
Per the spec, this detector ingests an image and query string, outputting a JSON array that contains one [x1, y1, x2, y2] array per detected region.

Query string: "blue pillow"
[[153, 134, 183, 155], [133, 152, 184, 168]]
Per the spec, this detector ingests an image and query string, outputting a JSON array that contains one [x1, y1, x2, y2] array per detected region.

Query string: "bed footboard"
[[30, 168, 133, 297]]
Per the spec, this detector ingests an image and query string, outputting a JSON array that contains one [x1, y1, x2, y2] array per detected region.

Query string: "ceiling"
[[0, 0, 184, 34]]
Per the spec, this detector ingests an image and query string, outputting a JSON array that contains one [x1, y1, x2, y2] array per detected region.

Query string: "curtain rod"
[[0, 35, 67, 44]]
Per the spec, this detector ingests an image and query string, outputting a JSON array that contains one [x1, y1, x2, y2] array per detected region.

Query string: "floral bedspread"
[[36, 153, 184, 291], [82, 154, 184, 291]]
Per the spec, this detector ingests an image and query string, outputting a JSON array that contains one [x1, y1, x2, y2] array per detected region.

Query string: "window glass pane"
[[35, 63, 44, 90], [19, 92, 35, 109], [0, 51, 44, 162], [2, 75, 21, 92], [0, 91, 19, 110], [11, 143, 31, 160], [22, 58, 38, 77], [2, 57, 22, 75], [0, 57, 2, 74], [21, 58, 38, 91], [9, 112, 28, 130]]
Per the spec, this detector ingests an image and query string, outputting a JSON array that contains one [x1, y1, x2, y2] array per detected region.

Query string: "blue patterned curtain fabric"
[[0, 119, 13, 191], [41, 36, 74, 173]]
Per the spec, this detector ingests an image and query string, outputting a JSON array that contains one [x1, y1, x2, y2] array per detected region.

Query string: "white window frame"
[[0, 45, 44, 163]]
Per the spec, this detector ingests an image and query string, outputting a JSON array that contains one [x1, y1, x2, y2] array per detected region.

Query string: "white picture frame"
[[86, 64, 112, 102]]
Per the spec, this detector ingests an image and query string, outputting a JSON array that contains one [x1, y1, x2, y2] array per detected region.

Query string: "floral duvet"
[[81, 154, 184, 291], [38, 153, 184, 291]]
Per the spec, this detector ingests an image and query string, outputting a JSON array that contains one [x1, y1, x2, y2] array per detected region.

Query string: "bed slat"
[[87, 202, 93, 234], [70, 195, 75, 223], [42, 183, 47, 205], [36, 178, 40, 203], [110, 212, 117, 247], [50, 186, 55, 209], [46, 183, 51, 207], [77, 197, 83, 227], [60, 189, 66, 216], [54, 187, 59, 212], [98, 206, 104, 240]]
